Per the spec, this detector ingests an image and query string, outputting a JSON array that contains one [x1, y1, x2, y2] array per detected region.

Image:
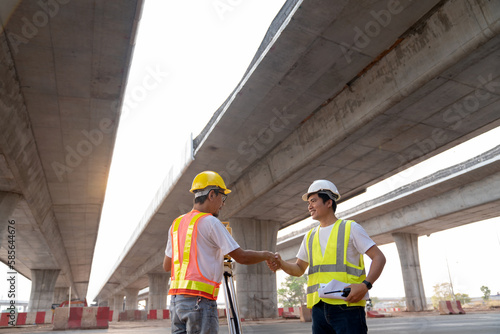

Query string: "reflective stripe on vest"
[[169, 210, 221, 300], [306, 219, 366, 308]]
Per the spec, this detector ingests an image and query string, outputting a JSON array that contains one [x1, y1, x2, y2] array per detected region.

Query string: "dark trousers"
[[312, 301, 368, 334]]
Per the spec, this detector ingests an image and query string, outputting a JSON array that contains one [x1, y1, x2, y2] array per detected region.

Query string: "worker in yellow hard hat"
[[163, 171, 277, 334], [268, 179, 386, 334]]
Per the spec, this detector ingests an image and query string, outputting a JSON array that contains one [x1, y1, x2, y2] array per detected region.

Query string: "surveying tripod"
[[222, 222, 243, 334]]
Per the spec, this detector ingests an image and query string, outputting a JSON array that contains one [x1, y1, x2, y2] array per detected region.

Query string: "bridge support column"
[[53, 287, 69, 305], [112, 293, 124, 322], [392, 232, 427, 311], [28, 269, 60, 312], [148, 273, 169, 310], [124, 288, 139, 310], [229, 218, 279, 319]]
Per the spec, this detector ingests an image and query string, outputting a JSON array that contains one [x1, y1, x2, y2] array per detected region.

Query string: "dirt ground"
[[1, 305, 499, 333], [383, 304, 500, 317]]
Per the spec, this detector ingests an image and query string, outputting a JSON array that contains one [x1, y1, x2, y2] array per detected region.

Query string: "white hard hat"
[[302, 180, 341, 201]]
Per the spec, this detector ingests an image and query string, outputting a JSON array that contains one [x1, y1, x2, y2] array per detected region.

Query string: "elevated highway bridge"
[[0, 0, 142, 310], [95, 0, 500, 316], [1, 0, 500, 317]]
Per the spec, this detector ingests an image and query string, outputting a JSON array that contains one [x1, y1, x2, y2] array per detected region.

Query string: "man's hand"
[[266, 252, 281, 272], [345, 283, 368, 303]]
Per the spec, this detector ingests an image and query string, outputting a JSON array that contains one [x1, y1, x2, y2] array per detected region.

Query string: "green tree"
[[480, 286, 491, 301], [454, 293, 471, 305], [278, 275, 307, 307], [431, 282, 472, 308], [431, 282, 454, 308]]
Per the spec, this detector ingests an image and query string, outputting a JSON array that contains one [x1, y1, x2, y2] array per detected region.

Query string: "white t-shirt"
[[296, 221, 375, 267], [165, 214, 240, 283]]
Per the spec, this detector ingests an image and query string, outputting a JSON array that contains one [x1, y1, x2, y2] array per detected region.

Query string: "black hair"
[[194, 188, 221, 205], [317, 192, 337, 213]]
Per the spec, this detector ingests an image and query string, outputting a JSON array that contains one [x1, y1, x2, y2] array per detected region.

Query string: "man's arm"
[[364, 245, 386, 284], [271, 253, 308, 277], [163, 255, 172, 273], [228, 247, 274, 265], [345, 245, 386, 303]]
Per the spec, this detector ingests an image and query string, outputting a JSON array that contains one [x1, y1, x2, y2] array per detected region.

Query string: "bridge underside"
[[0, 0, 141, 308], [87, 0, 500, 315]]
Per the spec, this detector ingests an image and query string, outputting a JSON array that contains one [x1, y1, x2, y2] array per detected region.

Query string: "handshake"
[[265, 252, 282, 272]]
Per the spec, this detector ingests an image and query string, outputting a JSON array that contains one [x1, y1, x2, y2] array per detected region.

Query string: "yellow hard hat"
[[190, 171, 231, 195]]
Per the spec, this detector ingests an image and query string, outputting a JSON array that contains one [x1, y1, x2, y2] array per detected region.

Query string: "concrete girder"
[[0, 0, 143, 300], [364, 171, 500, 245], [98, 251, 165, 301], [222, 0, 500, 226]]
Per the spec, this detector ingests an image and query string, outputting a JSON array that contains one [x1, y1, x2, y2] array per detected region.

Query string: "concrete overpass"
[[277, 144, 500, 310], [95, 0, 500, 317], [0, 0, 142, 311]]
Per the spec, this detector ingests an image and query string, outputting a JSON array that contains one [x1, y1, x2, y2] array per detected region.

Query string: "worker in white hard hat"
[[163, 171, 277, 334], [268, 179, 386, 334]]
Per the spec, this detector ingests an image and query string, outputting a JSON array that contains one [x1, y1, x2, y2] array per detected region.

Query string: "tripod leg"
[[223, 272, 242, 334]]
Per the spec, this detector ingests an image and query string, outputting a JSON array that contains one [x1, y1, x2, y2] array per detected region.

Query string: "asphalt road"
[[2, 312, 499, 333]]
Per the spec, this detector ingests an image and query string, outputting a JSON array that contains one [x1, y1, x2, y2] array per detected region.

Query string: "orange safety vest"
[[168, 210, 221, 300]]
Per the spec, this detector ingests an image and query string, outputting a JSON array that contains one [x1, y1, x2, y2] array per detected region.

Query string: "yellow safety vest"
[[168, 210, 221, 300], [306, 219, 366, 308]]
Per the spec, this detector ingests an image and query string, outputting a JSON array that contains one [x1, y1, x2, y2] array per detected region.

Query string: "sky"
[[2, 0, 499, 306]]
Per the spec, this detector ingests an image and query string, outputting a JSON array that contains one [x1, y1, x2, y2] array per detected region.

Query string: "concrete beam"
[[364, 171, 500, 245], [224, 0, 500, 223], [0, 21, 78, 297], [99, 251, 165, 301]]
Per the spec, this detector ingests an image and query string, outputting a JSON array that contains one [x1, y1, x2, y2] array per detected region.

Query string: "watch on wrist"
[[362, 280, 372, 290]]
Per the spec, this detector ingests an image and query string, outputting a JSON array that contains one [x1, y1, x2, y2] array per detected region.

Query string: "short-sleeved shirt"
[[165, 214, 240, 283], [296, 221, 375, 266]]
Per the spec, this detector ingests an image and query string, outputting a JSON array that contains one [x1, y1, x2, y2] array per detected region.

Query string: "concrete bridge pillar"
[[148, 273, 169, 310], [124, 288, 139, 310], [229, 218, 280, 319], [112, 293, 124, 322], [98, 300, 108, 307], [53, 287, 69, 305], [28, 269, 60, 312], [392, 232, 427, 311], [106, 297, 114, 308]]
